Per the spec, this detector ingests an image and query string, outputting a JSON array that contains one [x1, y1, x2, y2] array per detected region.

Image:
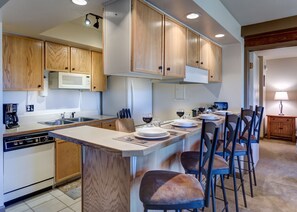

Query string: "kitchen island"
[[49, 122, 215, 211]]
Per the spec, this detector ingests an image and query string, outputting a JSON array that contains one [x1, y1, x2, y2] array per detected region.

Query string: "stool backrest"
[[115, 118, 135, 133], [253, 105, 264, 142], [198, 119, 220, 207], [239, 108, 255, 147], [222, 114, 240, 172]]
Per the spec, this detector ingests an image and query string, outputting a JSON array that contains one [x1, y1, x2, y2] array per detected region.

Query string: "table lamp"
[[274, 91, 288, 115]]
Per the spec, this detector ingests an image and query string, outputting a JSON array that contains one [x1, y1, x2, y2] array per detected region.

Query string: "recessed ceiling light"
[[215, 34, 225, 38], [186, 13, 199, 20], [72, 0, 87, 6]]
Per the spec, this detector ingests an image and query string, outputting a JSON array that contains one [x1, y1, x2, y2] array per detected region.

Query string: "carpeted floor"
[[207, 138, 297, 212]]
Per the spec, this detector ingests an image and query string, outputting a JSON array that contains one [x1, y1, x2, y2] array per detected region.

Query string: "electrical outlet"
[[26, 105, 34, 112]]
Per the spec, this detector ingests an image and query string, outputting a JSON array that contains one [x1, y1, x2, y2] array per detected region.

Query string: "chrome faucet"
[[60, 112, 65, 120], [70, 112, 76, 119]]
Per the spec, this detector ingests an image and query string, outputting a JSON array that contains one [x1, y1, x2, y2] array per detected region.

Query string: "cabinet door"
[[55, 139, 81, 183], [164, 17, 186, 78], [208, 42, 222, 82], [3, 35, 43, 91], [70, 47, 92, 74], [187, 29, 200, 68], [45, 42, 70, 72], [199, 37, 209, 70], [91, 51, 106, 92], [132, 0, 163, 75]]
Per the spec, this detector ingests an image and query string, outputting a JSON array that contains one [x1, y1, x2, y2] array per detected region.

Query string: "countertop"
[[4, 115, 116, 137]]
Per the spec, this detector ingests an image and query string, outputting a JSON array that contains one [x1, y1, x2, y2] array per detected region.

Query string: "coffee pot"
[[3, 103, 19, 129]]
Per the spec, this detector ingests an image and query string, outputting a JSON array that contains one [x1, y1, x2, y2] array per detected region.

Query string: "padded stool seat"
[[139, 170, 204, 208], [181, 152, 228, 175]]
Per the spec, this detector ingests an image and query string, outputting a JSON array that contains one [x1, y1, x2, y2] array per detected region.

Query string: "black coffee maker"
[[3, 103, 19, 129]]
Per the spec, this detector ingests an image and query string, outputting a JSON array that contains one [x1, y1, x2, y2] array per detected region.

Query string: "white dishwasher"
[[3, 132, 55, 203]]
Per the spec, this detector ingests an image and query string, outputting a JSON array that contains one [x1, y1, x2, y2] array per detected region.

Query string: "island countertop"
[[49, 125, 189, 157]]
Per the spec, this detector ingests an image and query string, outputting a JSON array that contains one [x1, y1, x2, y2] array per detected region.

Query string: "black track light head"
[[93, 17, 99, 29], [85, 14, 91, 25]]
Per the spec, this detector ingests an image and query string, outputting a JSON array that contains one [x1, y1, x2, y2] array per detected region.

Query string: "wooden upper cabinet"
[[199, 37, 210, 70], [164, 17, 186, 78], [208, 42, 222, 82], [3, 34, 43, 91], [91, 51, 106, 92], [45, 42, 70, 72], [70, 47, 92, 74], [132, 0, 163, 75], [186, 29, 200, 68]]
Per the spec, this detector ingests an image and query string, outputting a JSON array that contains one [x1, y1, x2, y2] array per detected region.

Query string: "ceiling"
[[220, 0, 297, 26]]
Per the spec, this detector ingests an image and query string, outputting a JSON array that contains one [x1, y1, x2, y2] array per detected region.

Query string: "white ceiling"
[[220, 0, 297, 26]]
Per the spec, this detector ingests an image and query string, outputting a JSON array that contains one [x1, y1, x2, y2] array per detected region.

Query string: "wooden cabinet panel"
[[3, 34, 43, 91], [91, 51, 106, 92], [208, 42, 222, 82], [132, 0, 163, 75], [70, 47, 91, 74], [164, 17, 186, 78], [267, 115, 296, 142], [55, 139, 81, 183], [101, 120, 116, 130], [199, 37, 210, 70], [186, 29, 200, 68], [45, 42, 70, 72]]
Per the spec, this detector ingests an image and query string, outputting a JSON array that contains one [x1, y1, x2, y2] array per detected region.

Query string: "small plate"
[[171, 119, 199, 128], [213, 110, 232, 116], [134, 132, 170, 140], [137, 127, 168, 137]]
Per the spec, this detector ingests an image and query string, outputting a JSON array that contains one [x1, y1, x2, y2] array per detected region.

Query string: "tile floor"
[[5, 189, 81, 212]]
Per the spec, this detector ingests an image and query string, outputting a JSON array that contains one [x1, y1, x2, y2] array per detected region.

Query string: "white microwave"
[[49, 72, 91, 90]]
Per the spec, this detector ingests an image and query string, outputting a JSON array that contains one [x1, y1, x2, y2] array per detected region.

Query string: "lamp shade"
[[274, 91, 288, 100]]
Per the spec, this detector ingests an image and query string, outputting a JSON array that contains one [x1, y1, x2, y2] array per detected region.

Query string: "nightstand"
[[267, 115, 297, 142]]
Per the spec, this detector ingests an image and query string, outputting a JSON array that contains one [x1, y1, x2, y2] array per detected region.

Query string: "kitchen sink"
[[39, 119, 75, 126], [65, 117, 96, 122]]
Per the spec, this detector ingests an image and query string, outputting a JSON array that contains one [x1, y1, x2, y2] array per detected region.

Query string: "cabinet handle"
[[72, 68, 75, 70], [211, 76, 213, 78], [158, 66, 162, 71], [196, 61, 199, 64], [93, 86, 96, 89], [279, 128, 283, 129], [201, 62, 204, 65], [65, 67, 68, 70], [167, 67, 170, 71], [38, 85, 41, 88]]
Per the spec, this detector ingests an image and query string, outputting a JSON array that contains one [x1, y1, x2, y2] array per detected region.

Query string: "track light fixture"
[[84, 13, 102, 29]]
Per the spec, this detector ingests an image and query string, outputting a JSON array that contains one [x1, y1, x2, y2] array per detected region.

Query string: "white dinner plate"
[[198, 114, 220, 120], [134, 132, 170, 140], [171, 119, 199, 128], [213, 110, 233, 116], [137, 127, 168, 137]]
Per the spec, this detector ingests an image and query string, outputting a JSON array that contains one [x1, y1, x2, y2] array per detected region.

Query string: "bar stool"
[[215, 114, 241, 212], [180, 120, 228, 212], [240, 105, 264, 187], [238, 108, 256, 198], [139, 121, 220, 212]]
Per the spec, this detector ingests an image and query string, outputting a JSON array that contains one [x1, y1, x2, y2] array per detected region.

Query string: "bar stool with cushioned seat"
[[237, 108, 256, 198], [180, 120, 228, 212], [240, 105, 264, 188], [139, 121, 220, 212], [215, 114, 241, 212]]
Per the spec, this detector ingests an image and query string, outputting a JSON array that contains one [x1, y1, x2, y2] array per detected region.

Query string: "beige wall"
[[0, 21, 4, 210]]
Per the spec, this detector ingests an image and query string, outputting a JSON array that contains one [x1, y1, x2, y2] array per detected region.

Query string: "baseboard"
[[0, 205, 5, 212]]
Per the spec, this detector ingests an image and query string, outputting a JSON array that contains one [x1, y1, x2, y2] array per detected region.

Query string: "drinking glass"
[[176, 109, 185, 118], [142, 113, 153, 127]]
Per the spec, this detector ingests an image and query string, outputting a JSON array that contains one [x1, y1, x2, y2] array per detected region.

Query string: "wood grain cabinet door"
[[70, 47, 92, 74], [3, 34, 43, 90], [208, 42, 222, 82], [186, 29, 200, 68], [45, 42, 70, 72], [199, 37, 210, 71], [164, 17, 186, 78], [55, 139, 81, 183], [91, 51, 106, 92], [132, 0, 163, 75]]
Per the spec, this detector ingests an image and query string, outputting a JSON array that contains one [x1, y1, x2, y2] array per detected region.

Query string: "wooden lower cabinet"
[[55, 139, 81, 184], [267, 115, 296, 142]]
